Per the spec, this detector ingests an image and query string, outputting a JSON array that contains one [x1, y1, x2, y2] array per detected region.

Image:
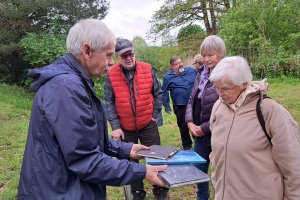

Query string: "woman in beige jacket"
[[209, 56, 300, 200]]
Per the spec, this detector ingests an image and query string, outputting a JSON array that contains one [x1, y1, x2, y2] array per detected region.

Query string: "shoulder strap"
[[256, 95, 272, 145]]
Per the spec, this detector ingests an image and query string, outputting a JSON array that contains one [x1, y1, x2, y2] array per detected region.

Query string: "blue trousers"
[[194, 136, 212, 200]]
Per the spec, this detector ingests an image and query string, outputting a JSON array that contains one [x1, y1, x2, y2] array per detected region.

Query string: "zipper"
[[123, 72, 137, 130], [221, 113, 235, 200]]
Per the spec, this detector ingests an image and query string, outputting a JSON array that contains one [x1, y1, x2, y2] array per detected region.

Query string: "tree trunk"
[[200, 0, 213, 35], [209, 1, 217, 34]]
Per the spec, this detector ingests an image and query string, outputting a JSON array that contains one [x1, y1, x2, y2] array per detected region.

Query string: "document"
[[158, 165, 210, 188], [145, 150, 206, 165], [137, 145, 180, 160]]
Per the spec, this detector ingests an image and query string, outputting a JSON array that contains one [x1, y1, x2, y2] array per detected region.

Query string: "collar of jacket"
[[63, 53, 97, 98]]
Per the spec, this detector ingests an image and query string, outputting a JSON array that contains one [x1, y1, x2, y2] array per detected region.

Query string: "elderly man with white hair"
[[17, 19, 167, 200]]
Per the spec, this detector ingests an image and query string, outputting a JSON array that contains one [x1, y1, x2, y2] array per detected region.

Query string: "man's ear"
[[81, 43, 91, 57]]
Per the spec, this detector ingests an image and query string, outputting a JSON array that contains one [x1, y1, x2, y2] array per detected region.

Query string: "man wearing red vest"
[[104, 39, 168, 200]]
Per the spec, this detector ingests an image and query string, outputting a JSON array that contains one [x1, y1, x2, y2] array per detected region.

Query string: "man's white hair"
[[66, 19, 116, 56]]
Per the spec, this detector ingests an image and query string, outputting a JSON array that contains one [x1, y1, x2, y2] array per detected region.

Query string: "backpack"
[[256, 95, 272, 146], [256, 95, 300, 147]]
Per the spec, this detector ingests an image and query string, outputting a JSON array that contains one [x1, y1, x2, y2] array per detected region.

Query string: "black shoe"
[[153, 187, 169, 200], [132, 190, 146, 200]]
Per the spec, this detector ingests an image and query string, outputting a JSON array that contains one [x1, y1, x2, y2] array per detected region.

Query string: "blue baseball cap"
[[115, 39, 134, 55]]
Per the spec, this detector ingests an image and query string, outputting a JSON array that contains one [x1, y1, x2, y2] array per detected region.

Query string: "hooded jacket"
[[17, 53, 146, 200], [210, 79, 300, 200]]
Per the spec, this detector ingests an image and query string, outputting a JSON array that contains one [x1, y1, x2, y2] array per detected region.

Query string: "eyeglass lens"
[[121, 53, 134, 59]]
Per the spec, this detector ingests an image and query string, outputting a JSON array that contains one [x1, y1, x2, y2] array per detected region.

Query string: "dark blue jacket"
[[18, 53, 146, 200], [161, 67, 197, 111]]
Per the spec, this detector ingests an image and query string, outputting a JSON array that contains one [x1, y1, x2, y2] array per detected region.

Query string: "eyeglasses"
[[213, 85, 238, 94], [120, 53, 135, 59]]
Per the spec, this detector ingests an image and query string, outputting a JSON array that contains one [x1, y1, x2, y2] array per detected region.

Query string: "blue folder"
[[145, 150, 206, 165]]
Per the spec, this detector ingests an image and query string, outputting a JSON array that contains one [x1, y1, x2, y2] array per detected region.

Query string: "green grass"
[[0, 84, 33, 200], [1, 78, 300, 200]]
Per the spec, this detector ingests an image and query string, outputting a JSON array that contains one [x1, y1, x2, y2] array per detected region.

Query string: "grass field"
[[0, 78, 299, 200]]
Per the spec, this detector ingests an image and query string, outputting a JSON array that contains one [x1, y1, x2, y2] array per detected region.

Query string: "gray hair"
[[200, 35, 226, 58], [210, 56, 253, 86], [193, 54, 203, 63], [66, 19, 116, 56]]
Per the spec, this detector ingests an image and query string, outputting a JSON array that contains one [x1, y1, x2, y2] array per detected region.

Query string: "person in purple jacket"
[[17, 19, 166, 200], [161, 56, 198, 150], [185, 35, 226, 200]]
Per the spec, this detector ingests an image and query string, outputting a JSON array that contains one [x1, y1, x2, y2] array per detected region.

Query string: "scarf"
[[198, 66, 210, 98]]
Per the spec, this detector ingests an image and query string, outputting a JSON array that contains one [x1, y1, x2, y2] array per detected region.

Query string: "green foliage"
[[131, 36, 179, 76], [0, 0, 109, 85], [177, 24, 204, 42], [149, 0, 230, 41], [177, 24, 206, 58], [20, 32, 67, 66], [219, 0, 300, 78]]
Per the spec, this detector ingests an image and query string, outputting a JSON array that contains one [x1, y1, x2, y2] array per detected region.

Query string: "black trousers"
[[173, 105, 193, 149], [122, 120, 164, 193]]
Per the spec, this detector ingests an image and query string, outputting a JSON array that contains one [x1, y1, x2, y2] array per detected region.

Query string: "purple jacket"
[[185, 68, 219, 144]]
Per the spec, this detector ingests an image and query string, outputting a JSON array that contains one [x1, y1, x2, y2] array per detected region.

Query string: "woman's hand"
[[187, 122, 204, 137]]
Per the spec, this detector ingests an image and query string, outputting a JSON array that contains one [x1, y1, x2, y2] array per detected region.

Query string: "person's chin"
[[206, 64, 215, 68], [125, 65, 134, 70]]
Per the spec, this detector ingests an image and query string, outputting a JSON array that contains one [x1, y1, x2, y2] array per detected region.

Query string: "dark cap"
[[115, 39, 134, 55]]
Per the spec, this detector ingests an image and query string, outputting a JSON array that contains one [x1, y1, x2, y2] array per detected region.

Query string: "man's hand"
[[111, 128, 125, 140], [187, 122, 204, 137], [129, 144, 150, 160], [145, 165, 168, 187]]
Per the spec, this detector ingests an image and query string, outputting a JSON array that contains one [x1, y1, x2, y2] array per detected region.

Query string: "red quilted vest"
[[107, 61, 154, 131]]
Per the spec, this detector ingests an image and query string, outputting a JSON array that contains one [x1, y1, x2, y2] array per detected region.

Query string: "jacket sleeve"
[[45, 81, 146, 186], [161, 74, 172, 112], [104, 75, 121, 131], [263, 99, 300, 200], [151, 69, 163, 119], [200, 121, 211, 135]]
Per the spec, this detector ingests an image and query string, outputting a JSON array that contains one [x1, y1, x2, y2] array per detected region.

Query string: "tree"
[[148, 0, 231, 41], [20, 33, 67, 66], [218, 0, 300, 77], [177, 24, 206, 57], [0, 0, 109, 85]]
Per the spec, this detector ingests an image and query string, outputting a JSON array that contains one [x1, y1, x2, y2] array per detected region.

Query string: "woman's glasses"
[[213, 85, 238, 94]]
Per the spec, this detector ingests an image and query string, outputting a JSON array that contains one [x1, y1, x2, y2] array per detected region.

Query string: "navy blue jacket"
[[18, 53, 146, 200], [161, 67, 197, 111]]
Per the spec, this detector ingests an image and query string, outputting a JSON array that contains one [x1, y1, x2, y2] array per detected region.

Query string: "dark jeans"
[[122, 120, 164, 194], [194, 136, 212, 200], [173, 105, 192, 149]]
